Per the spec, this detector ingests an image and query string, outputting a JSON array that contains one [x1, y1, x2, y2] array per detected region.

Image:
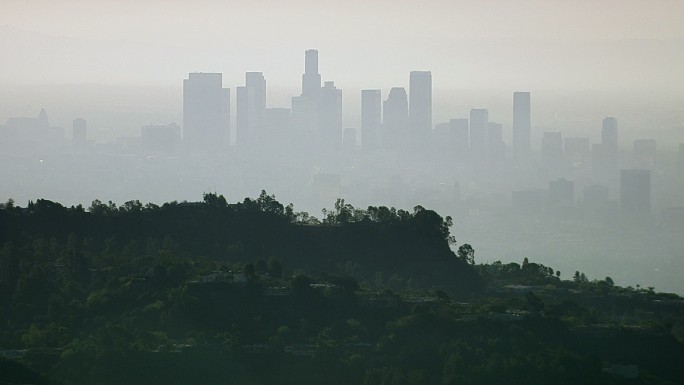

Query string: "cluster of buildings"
[[175, 50, 535, 164], [1, 49, 683, 221]]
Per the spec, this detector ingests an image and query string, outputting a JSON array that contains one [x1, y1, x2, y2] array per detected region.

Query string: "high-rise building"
[[361, 89, 381, 151], [541, 131, 563, 167], [236, 86, 256, 147], [382, 87, 409, 149], [512, 91, 531, 161], [72, 118, 87, 147], [469, 109, 488, 158], [245, 72, 267, 144], [302, 49, 321, 100], [183, 73, 229, 151], [620, 169, 650, 213], [319, 81, 343, 151], [409, 71, 432, 142], [291, 95, 317, 148]]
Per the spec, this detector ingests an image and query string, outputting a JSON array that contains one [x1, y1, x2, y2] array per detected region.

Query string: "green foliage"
[[0, 194, 682, 385]]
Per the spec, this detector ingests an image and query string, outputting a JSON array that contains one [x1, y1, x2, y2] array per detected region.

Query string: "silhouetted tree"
[[457, 244, 475, 265]]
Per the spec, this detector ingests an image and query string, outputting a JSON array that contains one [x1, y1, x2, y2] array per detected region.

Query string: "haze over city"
[[1, 0, 684, 295]]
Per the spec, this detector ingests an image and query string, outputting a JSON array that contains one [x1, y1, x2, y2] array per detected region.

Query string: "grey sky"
[[1, 0, 683, 92]]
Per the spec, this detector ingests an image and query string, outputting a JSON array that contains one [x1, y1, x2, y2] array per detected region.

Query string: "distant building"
[[291, 95, 317, 149], [469, 109, 488, 159], [541, 131, 563, 167], [599, 117, 618, 168], [236, 72, 266, 147], [182, 73, 229, 151], [620, 169, 650, 213], [302, 49, 321, 100], [72, 118, 87, 147], [409, 71, 432, 144], [382, 87, 409, 150], [512, 91, 531, 161], [319, 81, 343, 151], [141, 123, 181, 154], [236, 86, 256, 147], [583, 184, 610, 209], [549, 178, 574, 205], [361, 89, 381, 151]]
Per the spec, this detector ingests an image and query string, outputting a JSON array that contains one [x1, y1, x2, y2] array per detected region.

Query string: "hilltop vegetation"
[[0, 194, 683, 385]]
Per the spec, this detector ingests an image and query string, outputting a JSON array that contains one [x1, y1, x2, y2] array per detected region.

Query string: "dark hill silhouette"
[[0, 193, 480, 293]]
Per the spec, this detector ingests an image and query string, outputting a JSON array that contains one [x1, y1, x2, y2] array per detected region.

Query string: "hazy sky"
[[2, 0, 683, 93]]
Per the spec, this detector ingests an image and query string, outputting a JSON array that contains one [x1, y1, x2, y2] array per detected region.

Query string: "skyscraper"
[[513, 91, 531, 161], [541, 131, 563, 167], [236, 86, 256, 147], [319, 81, 343, 151], [302, 49, 321, 100], [236, 71, 266, 148], [361, 89, 381, 151], [469, 109, 488, 158], [383, 87, 409, 149], [183, 73, 229, 151], [409, 71, 432, 143]]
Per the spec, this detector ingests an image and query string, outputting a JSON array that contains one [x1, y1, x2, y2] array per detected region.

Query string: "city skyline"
[[1, 3, 684, 295]]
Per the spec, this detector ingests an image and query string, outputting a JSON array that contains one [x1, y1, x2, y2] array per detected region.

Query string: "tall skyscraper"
[[409, 71, 432, 143], [236, 86, 256, 147], [236, 72, 266, 147], [361, 89, 381, 151], [513, 91, 531, 161], [383, 87, 409, 149], [302, 49, 321, 100], [319, 81, 343, 151], [469, 109, 488, 158], [183, 73, 229, 151]]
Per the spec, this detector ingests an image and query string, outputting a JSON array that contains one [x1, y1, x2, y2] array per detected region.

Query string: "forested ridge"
[[0, 193, 683, 385]]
